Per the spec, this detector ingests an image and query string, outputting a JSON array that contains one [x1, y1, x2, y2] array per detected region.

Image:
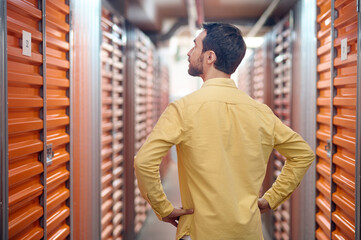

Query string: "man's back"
[[174, 78, 273, 239], [135, 78, 314, 240]]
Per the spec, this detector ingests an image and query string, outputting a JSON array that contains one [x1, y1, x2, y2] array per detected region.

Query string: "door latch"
[[46, 144, 54, 166], [324, 139, 331, 158]]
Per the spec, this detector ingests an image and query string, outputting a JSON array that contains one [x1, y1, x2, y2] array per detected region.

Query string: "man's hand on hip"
[[258, 198, 271, 213], [162, 208, 194, 227]]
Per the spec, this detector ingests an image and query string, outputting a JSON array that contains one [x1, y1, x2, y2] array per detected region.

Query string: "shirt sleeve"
[[262, 115, 315, 210], [134, 101, 185, 220]]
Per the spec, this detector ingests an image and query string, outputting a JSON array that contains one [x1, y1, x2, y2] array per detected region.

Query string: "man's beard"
[[188, 54, 203, 76]]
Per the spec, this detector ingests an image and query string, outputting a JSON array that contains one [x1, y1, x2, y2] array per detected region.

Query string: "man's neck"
[[201, 70, 230, 82]]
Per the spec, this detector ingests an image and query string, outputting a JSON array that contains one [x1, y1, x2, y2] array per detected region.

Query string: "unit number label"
[[341, 38, 347, 61], [22, 30, 32, 57]]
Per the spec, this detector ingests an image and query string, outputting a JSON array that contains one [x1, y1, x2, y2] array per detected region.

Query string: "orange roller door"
[[331, 0, 357, 238], [271, 15, 293, 240], [134, 30, 150, 234], [316, 0, 332, 239], [146, 50, 154, 136], [7, 0, 45, 239], [111, 15, 126, 240], [316, 0, 359, 238], [101, 9, 115, 240], [253, 47, 265, 103], [100, 7, 126, 240], [45, 0, 71, 239]]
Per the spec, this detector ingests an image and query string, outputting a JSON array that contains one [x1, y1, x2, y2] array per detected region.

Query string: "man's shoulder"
[[172, 88, 205, 106], [172, 88, 275, 117], [251, 100, 274, 114]]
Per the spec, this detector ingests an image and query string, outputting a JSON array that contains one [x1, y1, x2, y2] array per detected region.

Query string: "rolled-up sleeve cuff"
[[262, 190, 293, 210], [145, 194, 174, 220]]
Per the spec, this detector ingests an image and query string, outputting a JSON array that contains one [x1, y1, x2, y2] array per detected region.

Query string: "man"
[[134, 23, 314, 240]]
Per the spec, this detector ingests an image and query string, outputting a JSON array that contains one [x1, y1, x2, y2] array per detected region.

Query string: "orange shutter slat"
[[45, 0, 71, 238], [316, 0, 333, 238], [7, 0, 45, 239]]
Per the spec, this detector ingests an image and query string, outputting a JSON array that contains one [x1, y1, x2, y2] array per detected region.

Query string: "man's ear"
[[205, 50, 217, 64]]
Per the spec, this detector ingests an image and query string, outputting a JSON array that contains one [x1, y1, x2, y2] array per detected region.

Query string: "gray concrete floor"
[[135, 161, 272, 240]]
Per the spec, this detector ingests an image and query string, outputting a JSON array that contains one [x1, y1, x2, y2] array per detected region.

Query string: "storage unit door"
[[7, 0, 45, 238], [316, 0, 332, 239], [146, 49, 154, 136], [134, 30, 149, 234], [316, 0, 358, 238], [45, 0, 71, 238], [111, 15, 126, 240], [100, 8, 126, 239], [101, 9, 115, 240], [253, 47, 265, 103], [331, 0, 357, 238], [272, 16, 293, 240]]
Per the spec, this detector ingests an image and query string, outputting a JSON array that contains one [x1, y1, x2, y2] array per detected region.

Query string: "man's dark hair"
[[202, 22, 246, 75]]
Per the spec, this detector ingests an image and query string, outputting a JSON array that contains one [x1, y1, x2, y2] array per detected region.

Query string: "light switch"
[[341, 38, 347, 61], [22, 30, 32, 57]]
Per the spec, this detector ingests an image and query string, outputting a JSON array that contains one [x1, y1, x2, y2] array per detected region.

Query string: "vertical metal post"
[[287, 12, 294, 238], [71, 0, 102, 238], [355, 4, 361, 240], [289, 10, 294, 131], [315, 1, 321, 235], [124, 21, 136, 240], [67, 0, 74, 238], [329, 0, 337, 238], [0, 0, 9, 239], [93, 3, 102, 239], [40, 0, 48, 238]]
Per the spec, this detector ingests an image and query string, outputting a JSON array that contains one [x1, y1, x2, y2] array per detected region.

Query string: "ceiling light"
[[243, 37, 264, 49]]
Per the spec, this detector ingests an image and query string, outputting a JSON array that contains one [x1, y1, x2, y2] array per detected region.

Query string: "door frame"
[[0, 0, 9, 238]]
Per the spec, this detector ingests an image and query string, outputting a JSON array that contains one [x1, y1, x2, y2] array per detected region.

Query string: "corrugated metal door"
[[100, 8, 125, 240], [146, 49, 154, 136], [134, 30, 149, 234], [45, 0, 71, 239], [101, 9, 115, 240], [272, 15, 293, 240], [7, 0, 71, 238], [316, 0, 359, 239], [331, 0, 357, 238], [7, 0, 45, 238], [316, 0, 332, 239], [110, 14, 125, 240], [253, 46, 265, 103]]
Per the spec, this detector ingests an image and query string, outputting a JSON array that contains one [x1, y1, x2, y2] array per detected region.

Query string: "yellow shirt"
[[134, 78, 315, 240]]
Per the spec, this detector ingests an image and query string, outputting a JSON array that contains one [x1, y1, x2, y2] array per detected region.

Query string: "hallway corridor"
[[2, 0, 360, 239]]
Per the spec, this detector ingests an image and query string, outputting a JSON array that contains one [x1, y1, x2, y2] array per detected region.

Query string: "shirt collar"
[[202, 78, 237, 89]]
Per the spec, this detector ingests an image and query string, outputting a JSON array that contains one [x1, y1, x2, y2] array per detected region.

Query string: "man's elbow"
[[134, 155, 151, 174], [134, 155, 144, 172], [306, 148, 316, 166]]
